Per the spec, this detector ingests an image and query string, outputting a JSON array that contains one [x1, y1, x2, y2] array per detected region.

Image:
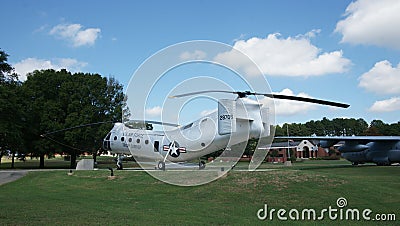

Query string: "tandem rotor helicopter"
[[101, 90, 349, 170]]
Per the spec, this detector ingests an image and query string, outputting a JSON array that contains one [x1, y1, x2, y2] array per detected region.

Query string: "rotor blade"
[[41, 121, 116, 137], [169, 90, 235, 98], [126, 120, 180, 127], [40, 134, 85, 152], [263, 94, 350, 108], [169, 90, 350, 108]]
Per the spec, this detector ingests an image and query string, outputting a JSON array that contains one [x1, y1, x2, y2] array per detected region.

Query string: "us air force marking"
[[163, 141, 186, 158]]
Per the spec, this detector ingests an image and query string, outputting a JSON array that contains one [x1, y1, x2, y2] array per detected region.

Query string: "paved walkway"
[[0, 170, 28, 186]]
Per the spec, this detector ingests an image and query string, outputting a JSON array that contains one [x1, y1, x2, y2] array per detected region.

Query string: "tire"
[[158, 161, 165, 170], [117, 162, 123, 170], [199, 161, 206, 170]]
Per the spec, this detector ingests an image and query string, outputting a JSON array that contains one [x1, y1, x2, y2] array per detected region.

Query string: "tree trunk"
[[70, 151, 76, 169], [11, 152, 15, 169], [39, 154, 45, 169], [93, 150, 97, 162]]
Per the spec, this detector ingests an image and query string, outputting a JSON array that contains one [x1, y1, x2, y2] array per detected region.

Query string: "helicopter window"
[[154, 141, 159, 152], [182, 123, 193, 130], [145, 140, 149, 145], [114, 136, 118, 141], [121, 137, 125, 142], [136, 139, 140, 143], [128, 138, 132, 142]]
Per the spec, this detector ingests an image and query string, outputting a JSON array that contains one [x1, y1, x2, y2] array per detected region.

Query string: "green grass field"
[[0, 159, 399, 225]]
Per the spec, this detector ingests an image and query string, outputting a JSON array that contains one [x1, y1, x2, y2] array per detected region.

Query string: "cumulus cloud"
[[358, 60, 400, 95], [49, 23, 101, 47], [335, 0, 400, 49], [214, 32, 351, 77], [145, 106, 162, 117], [179, 50, 207, 61], [13, 58, 88, 81], [261, 88, 317, 116], [369, 97, 400, 112]]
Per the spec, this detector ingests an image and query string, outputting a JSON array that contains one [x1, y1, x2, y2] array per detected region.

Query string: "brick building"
[[259, 140, 336, 162]]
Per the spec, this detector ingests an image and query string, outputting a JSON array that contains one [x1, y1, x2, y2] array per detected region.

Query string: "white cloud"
[[261, 88, 317, 116], [49, 23, 101, 47], [179, 50, 207, 61], [145, 106, 162, 117], [358, 60, 400, 94], [335, 0, 400, 49], [13, 58, 88, 81], [369, 97, 400, 112], [214, 32, 351, 77]]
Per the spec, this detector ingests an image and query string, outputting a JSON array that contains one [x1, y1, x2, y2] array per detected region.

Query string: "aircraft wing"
[[275, 136, 400, 152], [276, 136, 400, 142]]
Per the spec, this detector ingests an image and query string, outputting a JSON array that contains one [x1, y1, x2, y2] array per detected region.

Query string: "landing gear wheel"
[[158, 161, 165, 171], [199, 161, 206, 170], [117, 162, 123, 170], [116, 155, 123, 170]]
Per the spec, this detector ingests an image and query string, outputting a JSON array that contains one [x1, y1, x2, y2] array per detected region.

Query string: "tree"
[[0, 49, 25, 167], [23, 69, 125, 168], [0, 49, 17, 82], [244, 138, 258, 156]]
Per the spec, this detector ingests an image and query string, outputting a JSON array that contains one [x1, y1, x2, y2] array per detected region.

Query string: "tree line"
[[274, 117, 400, 137], [0, 49, 126, 168]]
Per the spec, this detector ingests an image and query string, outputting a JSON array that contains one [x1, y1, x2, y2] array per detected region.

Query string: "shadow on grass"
[[295, 164, 378, 171]]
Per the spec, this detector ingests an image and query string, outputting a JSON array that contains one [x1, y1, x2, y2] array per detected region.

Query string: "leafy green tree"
[[243, 138, 258, 156], [0, 49, 25, 167], [23, 69, 125, 168], [0, 49, 17, 82]]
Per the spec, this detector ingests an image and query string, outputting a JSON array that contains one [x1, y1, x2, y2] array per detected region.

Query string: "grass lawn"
[[0, 156, 139, 169], [0, 160, 399, 225]]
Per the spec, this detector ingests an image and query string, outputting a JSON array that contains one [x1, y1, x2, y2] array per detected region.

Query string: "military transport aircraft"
[[276, 136, 400, 166], [101, 90, 349, 170]]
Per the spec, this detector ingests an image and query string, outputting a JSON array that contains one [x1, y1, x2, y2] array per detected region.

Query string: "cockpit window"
[[105, 133, 111, 140]]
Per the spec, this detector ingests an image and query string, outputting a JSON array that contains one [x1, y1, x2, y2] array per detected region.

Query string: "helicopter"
[[102, 90, 349, 170]]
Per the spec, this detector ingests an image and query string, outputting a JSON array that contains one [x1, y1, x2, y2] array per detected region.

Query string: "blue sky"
[[2, 0, 400, 126]]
